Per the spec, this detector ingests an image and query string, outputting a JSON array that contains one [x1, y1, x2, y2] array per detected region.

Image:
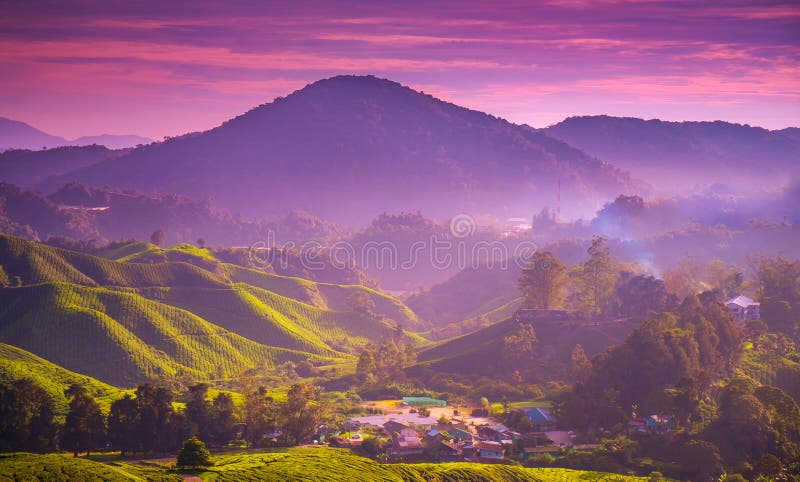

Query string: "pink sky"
[[1, 1, 798, 139]]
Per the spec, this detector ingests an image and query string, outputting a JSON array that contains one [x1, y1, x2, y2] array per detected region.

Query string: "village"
[[326, 396, 676, 465], [318, 293, 763, 466]]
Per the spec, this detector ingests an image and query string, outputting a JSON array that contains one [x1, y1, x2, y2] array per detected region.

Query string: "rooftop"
[[726, 295, 759, 307]]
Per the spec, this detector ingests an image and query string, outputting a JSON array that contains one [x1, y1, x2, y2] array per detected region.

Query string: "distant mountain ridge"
[[46, 75, 638, 223], [544, 115, 800, 193], [0, 117, 67, 151], [0, 116, 152, 151]]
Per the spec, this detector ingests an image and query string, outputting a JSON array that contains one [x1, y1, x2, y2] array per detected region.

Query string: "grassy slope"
[[0, 283, 341, 386], [201, 448, 649, 481], [412, 316, 638, 376], [1, 235, 418, 327], [0, 449, 649, 481], [0, 343, 123, 416], [0, 235, 424, 385], [0, 453, 179, 482]]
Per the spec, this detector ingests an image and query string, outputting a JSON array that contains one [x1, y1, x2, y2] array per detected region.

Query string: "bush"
[[177, 436, 211, 469]]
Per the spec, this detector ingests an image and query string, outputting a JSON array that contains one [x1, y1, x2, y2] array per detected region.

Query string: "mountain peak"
[[46, 75, 636, 223]]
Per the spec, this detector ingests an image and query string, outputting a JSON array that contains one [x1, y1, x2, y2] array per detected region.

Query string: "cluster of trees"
[[560, 293, 744, 430], [518, 237, 799, 326], [756, 256, 800, 337], [242, 380, 329, 446], [519, 236, 675, 319], [0, 379, 334, 456], [65, 382, 234, 456], [0, 379, 57, 452], [549, 288, 800, 480], [356, 338, 417, 383]]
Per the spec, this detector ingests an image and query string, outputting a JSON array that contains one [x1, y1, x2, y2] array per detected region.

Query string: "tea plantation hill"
[[0, 447, 653, 481], [0, 234, 422, 387]]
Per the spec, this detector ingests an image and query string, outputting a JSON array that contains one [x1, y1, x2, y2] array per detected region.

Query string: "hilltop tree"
[[62, 384, 106, 456], [613, 272, 672, 319], [574, 236, 616, 316], [150, 228, 167, 246], [519, 251, 567, 309]]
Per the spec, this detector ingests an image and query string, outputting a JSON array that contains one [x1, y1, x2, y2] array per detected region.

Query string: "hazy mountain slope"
[[545, 115, 800, 192], [0, 117, 67, 151], [405, 264, 520, 325], [0, 146, 123, 187], [51, 75, 637, 222], [777, 127, 800, 142]]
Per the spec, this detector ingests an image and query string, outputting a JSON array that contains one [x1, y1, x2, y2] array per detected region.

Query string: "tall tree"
[[502, 322, 537, 369], [569, 344, 592, 384], [576, 236, 616, 316], [134, 383, 176, 453], [62, 384, 106, 456], [614, 271, 671, 319], [243, 385, 280, 445], [185, 383, 212, 443], [519, 251, 567, 309], [281, 381, 326, 445], [209, 392, 236, 447], [356, 349, 377, 378], [107, 394, 138, 455]]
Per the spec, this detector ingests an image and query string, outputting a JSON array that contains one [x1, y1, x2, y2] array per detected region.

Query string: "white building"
[[726, 295, 760, 322]]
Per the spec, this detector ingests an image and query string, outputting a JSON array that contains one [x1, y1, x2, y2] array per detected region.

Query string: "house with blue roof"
[[524, 407, 557, 429]]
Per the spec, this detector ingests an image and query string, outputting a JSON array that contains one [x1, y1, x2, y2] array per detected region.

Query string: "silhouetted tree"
[[0, 379, 56, 452], [209, 392, 236, 447], [185, 383, 212, 442], [62, 384, 106, 456], [107, 394, 138, 455]]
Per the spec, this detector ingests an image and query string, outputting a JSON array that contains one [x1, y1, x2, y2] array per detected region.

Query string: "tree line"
[[0, 379, 328, 456]]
